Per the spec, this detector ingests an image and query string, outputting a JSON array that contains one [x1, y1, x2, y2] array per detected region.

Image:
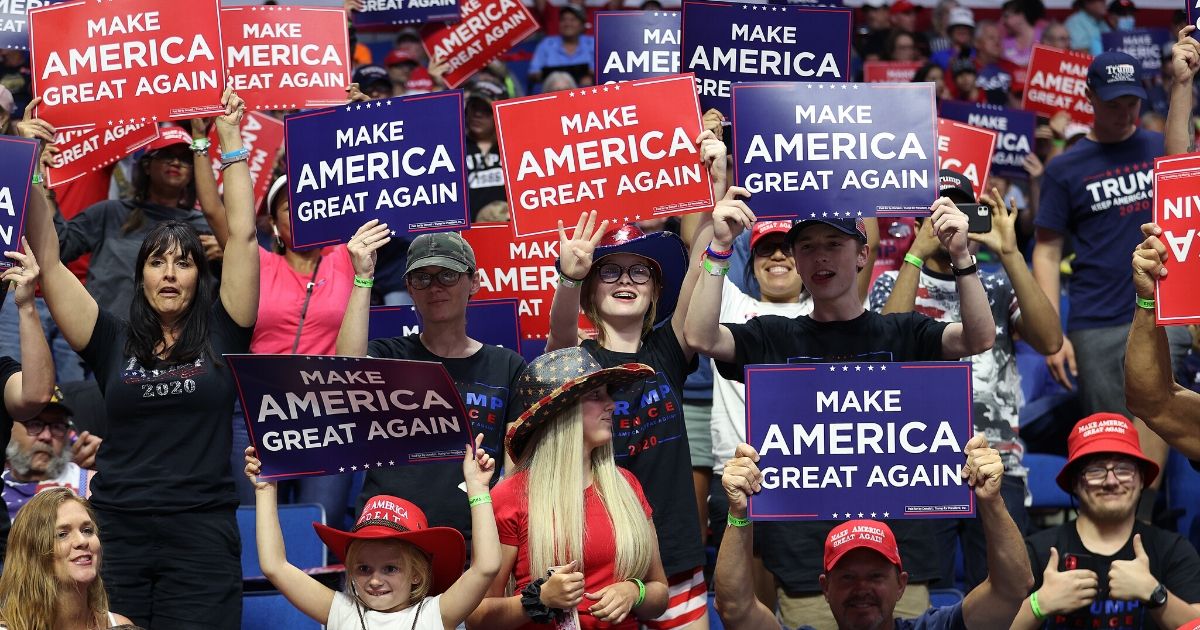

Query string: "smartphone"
[[1063, 552, 1107, 597], [957, 203, 992, 234]]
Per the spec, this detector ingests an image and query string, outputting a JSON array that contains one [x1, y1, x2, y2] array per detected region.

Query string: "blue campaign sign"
[[732, 82, 937, 219], [745, 362, 975, 521], [681, 0, 852, 113], [284, 91, 470, 250], [229, 354, 471, 481], [939, 101, 1035, 180], [595, 11, 680, 84], [351, 0, 460, 27], [0, 0, 66, 52], [368, 299, 523, 355], [0, 137, 39, 269], [1102, 29, 1171, 79]]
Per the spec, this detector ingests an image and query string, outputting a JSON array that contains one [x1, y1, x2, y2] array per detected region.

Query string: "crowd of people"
[[0, 0, 1197, 629]]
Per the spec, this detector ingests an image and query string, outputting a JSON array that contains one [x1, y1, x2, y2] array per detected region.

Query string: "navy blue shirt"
[[1034, 128, 1162, 331], [798, 603, 967, 630]]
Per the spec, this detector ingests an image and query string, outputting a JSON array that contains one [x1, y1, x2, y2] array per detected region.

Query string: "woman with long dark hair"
[[22, 88, 258, 630]]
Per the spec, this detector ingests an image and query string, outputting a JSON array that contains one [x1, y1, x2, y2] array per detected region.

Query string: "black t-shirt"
[[582, 324, 704, 576], [80, 301, 252, 513], [360, 335, 525, 538], [0, 356, 20, 557], [1026, 520, 1200, 629], [716, 310, 950, 593], [465, 138, 506, 221]]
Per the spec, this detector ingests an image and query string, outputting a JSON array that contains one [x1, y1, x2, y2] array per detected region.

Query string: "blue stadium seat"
[[1024, 453, 1073, 510], [243, 592, 321, 630], [1166, 450, 1200, 551], [929, 587, 966, 609], [708, 592, 725, 630], [237, 503, 328, 579]]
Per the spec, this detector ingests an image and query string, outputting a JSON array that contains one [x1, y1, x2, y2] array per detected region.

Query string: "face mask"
[[1116, 16, 1135, 31]]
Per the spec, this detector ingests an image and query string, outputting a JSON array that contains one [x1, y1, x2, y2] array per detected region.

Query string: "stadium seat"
[[237, 503, 328, 579], [708, 592, 725, 630], [243, 592, 321, 630], [1166, 450, 1200, 550], [1024, 453, 1073, 510], [929, 587, 966, 609]]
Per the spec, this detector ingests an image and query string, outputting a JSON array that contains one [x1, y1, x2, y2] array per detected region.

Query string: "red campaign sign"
[[936, 118, 997, 198], [862, 61, 922, 83], [45, 123, 159, 189], [421, 0, 538, 89], [1021, 45, 1094, 125], [29, 0, 226, 129], [494, 73, 713, 238], [221, 6, 350, 112], [1152, 153, 1200, 326], [209, 111, 285, 212]]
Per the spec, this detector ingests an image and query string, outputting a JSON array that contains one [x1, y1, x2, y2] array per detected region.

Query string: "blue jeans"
[[0, 292, 86, 382], [230, 403, 355, 529]]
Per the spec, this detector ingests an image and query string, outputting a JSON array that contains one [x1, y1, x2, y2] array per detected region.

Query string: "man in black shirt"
[[1015, 414, 1200, 629], [464, 83, 508, 222], [685, 190, 996, 627]]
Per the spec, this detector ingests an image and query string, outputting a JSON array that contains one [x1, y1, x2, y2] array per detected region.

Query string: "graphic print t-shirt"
[[361, 335, 525, 538], [1035, 128, 1162, 331]]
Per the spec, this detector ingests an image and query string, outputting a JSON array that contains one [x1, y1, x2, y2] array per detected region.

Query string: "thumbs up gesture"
[[1109, 534, 1158, 602], [1037, 547, 1099, 615]]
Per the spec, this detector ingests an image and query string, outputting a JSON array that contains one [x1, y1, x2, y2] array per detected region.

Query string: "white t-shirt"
[[327, 592, 443, 630], [711, 277, 811, 473]]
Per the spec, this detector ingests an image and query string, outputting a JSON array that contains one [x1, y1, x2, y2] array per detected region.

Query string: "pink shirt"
[[250, 246, 354, 355]]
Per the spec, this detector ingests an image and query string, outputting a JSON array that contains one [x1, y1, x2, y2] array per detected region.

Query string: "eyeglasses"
[[1080, 462, 1139, 486], [753, 240, 793, 258], [597, 263, 653, 285], [408, 269, 467, 290], [153, 153, 193, 167], [20, 420, 70, 438]]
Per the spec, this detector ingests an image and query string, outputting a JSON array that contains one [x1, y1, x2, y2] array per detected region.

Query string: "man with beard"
[[1013, 414, 1200, 629], [2, 387, 94, 520]]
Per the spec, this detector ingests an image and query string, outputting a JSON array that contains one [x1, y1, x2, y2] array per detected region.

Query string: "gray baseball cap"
[[405, 232, 476, 276]]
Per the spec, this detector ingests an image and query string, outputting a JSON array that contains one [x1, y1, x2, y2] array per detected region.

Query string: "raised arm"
[[932, 199, 995, 358], [464, 545, 526, 630], [881, 219, 938, 315], [1166, 27, 1200, 156], [244, 446, 335, 625], [545, 211, 608, 352], [213, 90, 258, 327], [1125, 223, 1200, 458], [972, 187, 1063, 355], [191, 117, 229, 248], [961, 435, 1034, 630], [857, 217, 879, 303], [669, 129, 724, 361], [1, 240, 54, 421], [335, 220, 392, 356], [1032, 227, 1075, 390], [439, 434, 502, 628], [682, 187, 754, 364], [713, 443, 777, 630]]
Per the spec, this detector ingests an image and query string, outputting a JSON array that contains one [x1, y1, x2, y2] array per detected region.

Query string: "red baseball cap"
[[385, 49, 418, 67], [1056, 413, 1160, 492], [1177, 618, 1200, 630], [823, 520, 903, 572], [145, 127, 192, 154], [750, 220, 794, 249], [890, 0, 919, 15]]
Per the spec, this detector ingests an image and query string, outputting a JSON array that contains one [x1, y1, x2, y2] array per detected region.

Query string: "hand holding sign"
[[722, 442, 764, 519], [1107, 534, 1157, 603], [347, 219, 393, 280], [462, 432, 495, 496], [698, 128, 727, 188], [14, 98, 54, 145], [930, 198, 970, 261], [1038, 547, 1099, 615], [1173, 26, 1200, 85], [968, 186, 1018, 257], [244, 445, 274, 491], [1132, 222, 1168, 300], [712, 186, 755, 250], [542, 560, 585, 609], [214, 88, 247, 150], [959, 434, 1003, 502], [2, 238, 39, 309], [557, 210, 610, 282]]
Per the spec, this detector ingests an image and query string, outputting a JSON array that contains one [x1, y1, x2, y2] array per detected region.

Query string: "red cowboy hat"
[[314, 495, 465, 595]]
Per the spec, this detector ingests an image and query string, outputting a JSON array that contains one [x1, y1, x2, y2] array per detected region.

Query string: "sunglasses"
[[20, 419, 70, 438], [597, 263, 653, 285], [753, 240, 793, 258], [408, 269, 467, 290], [152, 153, 193, 167]]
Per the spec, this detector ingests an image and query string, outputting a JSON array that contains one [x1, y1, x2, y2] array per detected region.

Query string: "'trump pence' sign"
[[494, 74, 713, 238], [284, 91, 470, 249], [229, 354, 471, 481], [0, 137, 39, 269], [1152, 153, 1200, 326], [732, 82, 937, 219], [745, 362, 975, 521], [29, 0, 226, 128]]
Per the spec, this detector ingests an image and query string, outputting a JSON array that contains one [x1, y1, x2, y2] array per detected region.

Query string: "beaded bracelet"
[[191, 138, 212, 155]]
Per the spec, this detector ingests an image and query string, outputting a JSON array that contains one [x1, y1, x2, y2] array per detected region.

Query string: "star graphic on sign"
[[854, 365, 861, 371], [844, 512, 851, 518], [389, 460, 395, 466], [842, 366, 849, 372], [603, 86, 609, 92], [832, 512, 840, 518], [356, 104, 362, 110], [883, 512, 890, 518], [107, 120, 113, 126], [822, 212, 828, 217], [810, 213, 817, 218], [339, 467, 346, 473], [364, 463, 371, 469], [376, 462, 383, 467], [880, 365, 887, 371], [858, 512, 864, 518], [871, 512, 877, 518], [569, 91, 575, 97], [829, 366, 837, 371], [868, 365, 875, 371], [351, 466, 358, 471]]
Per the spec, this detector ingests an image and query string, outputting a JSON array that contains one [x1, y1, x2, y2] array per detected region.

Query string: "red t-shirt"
[[250, 245, 354, 354], [492, 468, 653, 630]]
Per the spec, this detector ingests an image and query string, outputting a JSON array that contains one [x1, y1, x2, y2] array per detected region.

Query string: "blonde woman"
[[467, 347, 669, 629], [0, 488, 133, 630]]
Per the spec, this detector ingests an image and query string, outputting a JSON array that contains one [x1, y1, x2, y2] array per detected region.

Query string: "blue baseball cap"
[[785, 218, 868, 245], [1087, 51, 1146, 102]]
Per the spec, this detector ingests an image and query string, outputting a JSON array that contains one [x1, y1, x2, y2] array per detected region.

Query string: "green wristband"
[[627, 578, 646, 608], [1030, 590, 1047, 621], [702, 257, 730, 276], [31, 172, 42, 185], [903, 253, 923, 270], [727, 513, 751, 528], [468, 494, 492, 507], [1136, 296, 1155, 310], [353, 276, 374, 288]]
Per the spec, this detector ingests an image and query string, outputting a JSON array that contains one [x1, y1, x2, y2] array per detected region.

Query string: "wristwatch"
[[951, 254, 978, 277], [1146, 583, 1168, 609]]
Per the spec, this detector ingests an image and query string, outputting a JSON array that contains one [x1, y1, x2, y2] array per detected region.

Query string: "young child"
[[243, 433, 500, 630]]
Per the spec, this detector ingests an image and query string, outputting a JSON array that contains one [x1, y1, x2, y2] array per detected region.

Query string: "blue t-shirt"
[[798, 603, 966, 630], [529, 34, 596, 74], [1034, 128, 1162, 331]]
